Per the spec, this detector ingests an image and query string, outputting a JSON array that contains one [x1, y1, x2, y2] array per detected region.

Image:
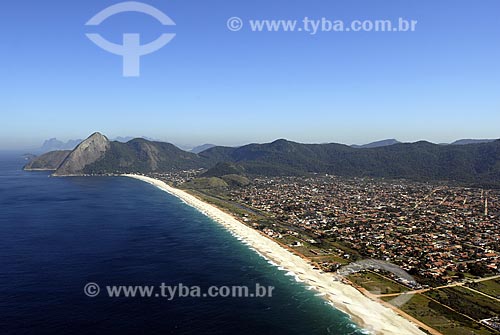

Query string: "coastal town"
[[228, 175, 499, 282], [145, 170, 500, 335]]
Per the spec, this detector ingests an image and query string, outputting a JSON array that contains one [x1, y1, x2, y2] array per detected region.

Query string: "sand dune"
[[124, 174, 425, 335]]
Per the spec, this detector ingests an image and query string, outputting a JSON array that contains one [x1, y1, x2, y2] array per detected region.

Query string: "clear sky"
[[1, 0, 499, 149]]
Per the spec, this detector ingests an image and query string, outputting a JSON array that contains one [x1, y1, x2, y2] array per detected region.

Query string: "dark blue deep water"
[[0, 153, 365, 334]]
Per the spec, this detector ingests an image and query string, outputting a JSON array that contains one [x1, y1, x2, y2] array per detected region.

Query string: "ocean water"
[[0, 153, 365, 335]]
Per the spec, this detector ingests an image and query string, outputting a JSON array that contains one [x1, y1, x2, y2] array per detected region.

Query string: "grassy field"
[[466, 278, 500, 299], [425, 286, 500, 321], [308, 254, 350, 265], [383, 293, 495, 335], [324, 239, 360, 255], [348, 271, 409, 294]]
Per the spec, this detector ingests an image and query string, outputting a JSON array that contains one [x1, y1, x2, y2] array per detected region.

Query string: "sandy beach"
[[124, 174, 426, 335]]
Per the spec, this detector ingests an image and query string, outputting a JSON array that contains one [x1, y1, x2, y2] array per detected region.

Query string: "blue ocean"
[[0, 153, 365, 334]]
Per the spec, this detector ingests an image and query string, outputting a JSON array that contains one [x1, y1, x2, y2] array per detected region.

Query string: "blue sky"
[[1, 0, 499, 149]]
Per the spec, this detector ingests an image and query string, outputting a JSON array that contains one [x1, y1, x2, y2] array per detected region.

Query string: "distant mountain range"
[[113, 136, 158, 143], [25, 133, 500, 187], [351, 139, 401, 149], [350, 138, 496, 148], [190, 144, 216, 154], [37, 138, 82, 153], [450, 139, 496, 145]]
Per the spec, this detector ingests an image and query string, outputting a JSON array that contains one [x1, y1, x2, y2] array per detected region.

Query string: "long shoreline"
[[124, 174, 426, 335]]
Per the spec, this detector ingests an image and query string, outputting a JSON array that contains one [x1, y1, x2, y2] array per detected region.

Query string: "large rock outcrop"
[[53, 132, 110, 176]]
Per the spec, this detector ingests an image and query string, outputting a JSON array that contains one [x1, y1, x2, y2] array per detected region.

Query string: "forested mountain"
[[25, 133, 500, 187]]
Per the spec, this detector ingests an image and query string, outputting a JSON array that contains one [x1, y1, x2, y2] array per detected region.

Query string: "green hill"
[[83, 138, 210, 174], [200, 139, 500, 187], [23, 150, 71, 171]]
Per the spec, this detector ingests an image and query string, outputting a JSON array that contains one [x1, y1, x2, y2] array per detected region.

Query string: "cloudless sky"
[[1, 0, 499, 149]]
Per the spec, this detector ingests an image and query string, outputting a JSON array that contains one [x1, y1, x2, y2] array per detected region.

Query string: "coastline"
[[23, 168, 57, 172], [123, 174, 426, 335]]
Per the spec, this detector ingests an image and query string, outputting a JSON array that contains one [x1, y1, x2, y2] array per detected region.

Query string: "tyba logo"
[[85, 1, 176, 77]]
